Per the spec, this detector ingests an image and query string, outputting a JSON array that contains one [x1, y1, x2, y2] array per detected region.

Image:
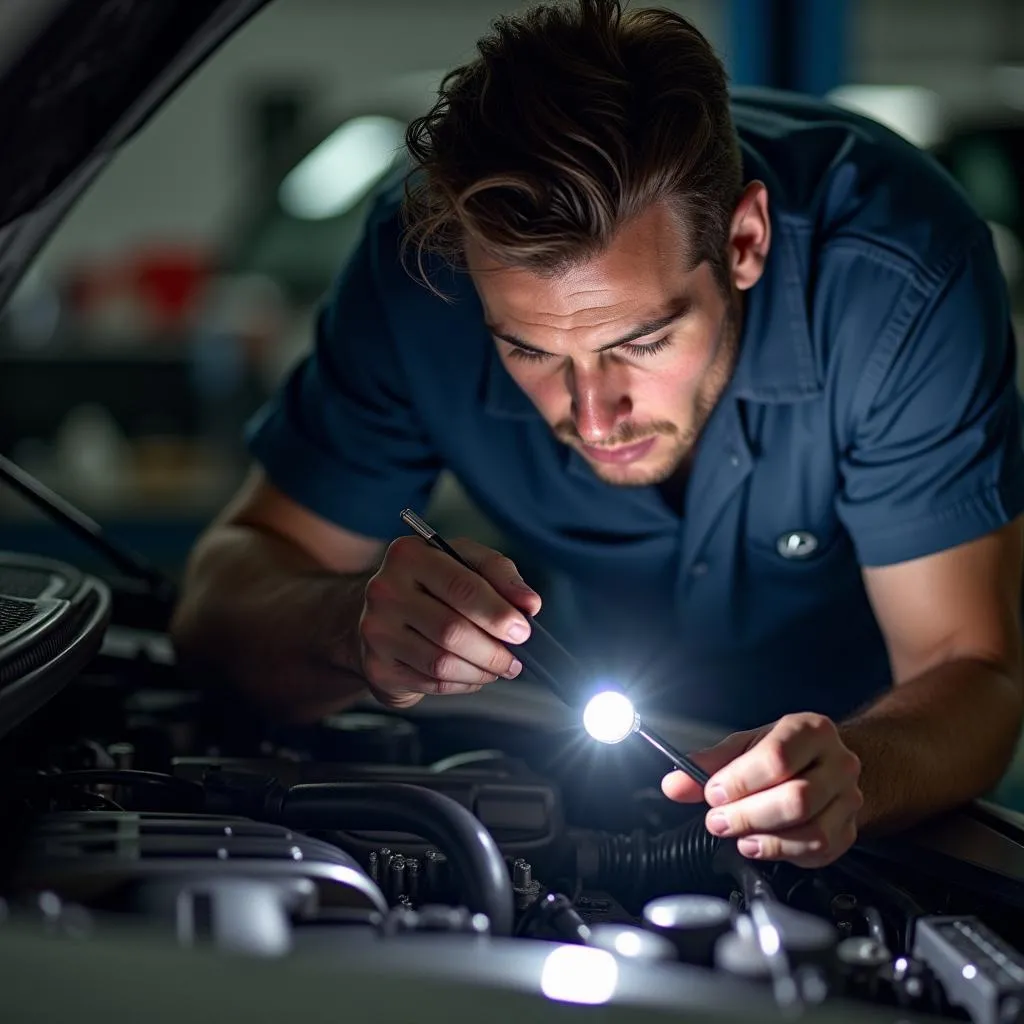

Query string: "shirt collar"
[[728, 143, 821, 404], [482, 145, 821, 419]]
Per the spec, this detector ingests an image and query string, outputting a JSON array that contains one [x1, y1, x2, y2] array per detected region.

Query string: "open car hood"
[[0, 0, 270, 311]]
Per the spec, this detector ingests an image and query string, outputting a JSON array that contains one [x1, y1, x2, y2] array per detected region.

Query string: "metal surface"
[[0, 922, 940, 1024], [0, 0, 271, 311]]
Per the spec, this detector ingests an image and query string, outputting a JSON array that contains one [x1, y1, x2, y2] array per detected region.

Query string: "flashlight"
[[582, 690, 710, 788]]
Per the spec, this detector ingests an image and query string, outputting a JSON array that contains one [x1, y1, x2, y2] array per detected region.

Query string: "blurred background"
[[1, 0, 1023, 794], [2, 0, 1024, 568]]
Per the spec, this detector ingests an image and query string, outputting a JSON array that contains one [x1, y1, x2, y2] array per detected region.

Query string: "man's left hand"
[[661, 713, 864, 868]]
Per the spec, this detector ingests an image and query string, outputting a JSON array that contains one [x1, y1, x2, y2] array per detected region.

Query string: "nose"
[[569, 360, 632, 444]]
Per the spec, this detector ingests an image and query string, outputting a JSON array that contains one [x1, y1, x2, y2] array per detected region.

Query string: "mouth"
[[579, 436, 658, 465]]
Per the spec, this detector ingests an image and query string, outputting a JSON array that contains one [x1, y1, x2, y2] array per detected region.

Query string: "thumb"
[[660, 730, 759, 804]]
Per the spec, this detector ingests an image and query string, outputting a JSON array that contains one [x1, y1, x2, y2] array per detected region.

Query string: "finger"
[[413, 544, 535, 646], [661, 729, 763, 804], [366, 658, 488, 706], [403, 589, 524, 680], [706, 714, 837, 805], [703, 760, 838, 837], [450, 538, 544, 617], [736, 798, 862, 868]]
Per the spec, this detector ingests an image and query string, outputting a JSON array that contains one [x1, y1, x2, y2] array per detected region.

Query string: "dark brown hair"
[[402, 0, 743, 295]]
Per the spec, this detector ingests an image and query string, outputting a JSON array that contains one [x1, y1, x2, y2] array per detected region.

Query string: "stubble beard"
[[559, 296, 742, 488]]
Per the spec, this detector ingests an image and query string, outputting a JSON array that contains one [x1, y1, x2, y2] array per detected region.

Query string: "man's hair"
[[402, 0, 743, 293]]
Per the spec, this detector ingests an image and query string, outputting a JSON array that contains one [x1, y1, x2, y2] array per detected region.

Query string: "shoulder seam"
[[843, 225, 993, 436]]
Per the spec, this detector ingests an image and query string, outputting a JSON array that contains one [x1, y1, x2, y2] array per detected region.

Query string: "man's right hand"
[[358, 535, 542, 708]]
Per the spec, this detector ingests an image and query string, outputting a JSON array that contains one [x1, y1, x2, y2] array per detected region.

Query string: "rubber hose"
[[578, 818, 722, 894], [275, 782, 515, 936]]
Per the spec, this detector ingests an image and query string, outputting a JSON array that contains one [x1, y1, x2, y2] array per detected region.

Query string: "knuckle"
[[845, 751, 863, 779], [762, 740, 791, 779], [796, 711, 835, 735], [386, 535, 418, 566], [485, 643, 513, 675], [358, 608, 384, 643], [757, 836, 781, 861], [445, 570, 480, 609], [429, 650, 457, 680], [363, 573, 391, 607], [438, 615, 468, 651], [783, 780, 813, 822], [480, 550, 514, 576], [850, 785, 865, 812], [728, 809, 749, 836], [361, 651, 385, 684]]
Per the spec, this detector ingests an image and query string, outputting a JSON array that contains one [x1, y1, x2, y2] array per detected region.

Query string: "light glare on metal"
[[582, 690, 639, 745]]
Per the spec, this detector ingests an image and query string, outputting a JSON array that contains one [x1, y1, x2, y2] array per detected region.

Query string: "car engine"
[[3, 547, 1024, 1024]]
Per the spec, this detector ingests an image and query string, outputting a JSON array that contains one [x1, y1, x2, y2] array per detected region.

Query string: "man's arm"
[[170, 469, 386, 723], [662, 519, 1024, 864], [841, 516, 1024, 832]]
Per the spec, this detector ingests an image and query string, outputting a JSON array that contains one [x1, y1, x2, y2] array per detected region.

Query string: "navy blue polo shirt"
[[246, 89, 1024, 731]]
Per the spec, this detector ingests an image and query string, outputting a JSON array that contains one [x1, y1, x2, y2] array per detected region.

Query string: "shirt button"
[[690, 562, 709, 577], [728, 450, 740, 467]]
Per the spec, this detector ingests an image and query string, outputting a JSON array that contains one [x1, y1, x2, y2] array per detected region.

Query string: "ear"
[[728, 181, 770, 292]]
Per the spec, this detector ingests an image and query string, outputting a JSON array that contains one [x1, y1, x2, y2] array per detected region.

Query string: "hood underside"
[[0, 0, 270, 307]]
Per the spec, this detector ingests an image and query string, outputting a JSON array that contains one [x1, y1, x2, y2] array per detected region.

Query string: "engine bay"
[[4, 551, 1024, 1023]]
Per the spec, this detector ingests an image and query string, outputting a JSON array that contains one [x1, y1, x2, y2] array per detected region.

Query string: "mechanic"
[[171, 0, 1024, 869]]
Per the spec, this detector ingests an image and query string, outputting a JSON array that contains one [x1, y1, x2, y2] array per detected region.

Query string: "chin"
[[588, 453, 680, 488]]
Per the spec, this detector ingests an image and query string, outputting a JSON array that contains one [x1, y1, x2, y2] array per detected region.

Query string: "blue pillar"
[[727, 0, 849, 96], [727, 0, 778, 90], [791, 0, 849, 97]]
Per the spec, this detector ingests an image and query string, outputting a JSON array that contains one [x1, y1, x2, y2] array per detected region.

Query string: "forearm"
[[170, 524, 375, 722], [839, 658, 1023, 834]]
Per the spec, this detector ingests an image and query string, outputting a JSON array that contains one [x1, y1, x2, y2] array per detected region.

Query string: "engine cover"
[[10, 811, 388, 915]]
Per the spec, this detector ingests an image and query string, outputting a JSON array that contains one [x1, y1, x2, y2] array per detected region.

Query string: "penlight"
[[582, 690, 639, 744], [581, 689, 710, 788]]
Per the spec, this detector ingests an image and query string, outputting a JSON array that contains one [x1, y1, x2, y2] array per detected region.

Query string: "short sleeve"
[[836, 229, 1024, 566], [245, 211, 442, 541]]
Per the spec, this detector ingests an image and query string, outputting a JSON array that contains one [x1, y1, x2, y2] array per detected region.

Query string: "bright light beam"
[[581, 690, 710, 787], [582, 690, 639, 744]]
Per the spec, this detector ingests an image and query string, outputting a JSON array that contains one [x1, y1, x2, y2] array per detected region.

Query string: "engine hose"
[[574, 818, 722, 896], [272, 782, 515, 936]]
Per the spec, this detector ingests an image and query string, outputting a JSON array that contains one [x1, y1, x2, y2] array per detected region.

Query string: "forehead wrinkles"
[[524, 298, 637, 333]]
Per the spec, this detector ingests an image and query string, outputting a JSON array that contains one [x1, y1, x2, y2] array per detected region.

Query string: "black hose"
[[274, 783, 514, 936], [573, 818, 722, 895]]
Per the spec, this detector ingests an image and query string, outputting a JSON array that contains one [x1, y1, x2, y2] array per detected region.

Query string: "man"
[[171, 0, 1024, 868]]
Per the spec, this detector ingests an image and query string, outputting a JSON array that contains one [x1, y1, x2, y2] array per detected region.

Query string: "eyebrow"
[[487, 299, 692, 356]]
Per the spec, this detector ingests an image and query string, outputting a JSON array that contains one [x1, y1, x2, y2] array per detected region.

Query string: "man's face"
[[468, 191, 769, 487]]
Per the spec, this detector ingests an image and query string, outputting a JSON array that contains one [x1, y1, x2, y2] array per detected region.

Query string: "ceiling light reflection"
[[279, 115, 406, 221]]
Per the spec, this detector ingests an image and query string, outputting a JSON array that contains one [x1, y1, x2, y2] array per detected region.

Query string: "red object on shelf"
[[128, 245, 213, 331], [64, 244, 216, 335]]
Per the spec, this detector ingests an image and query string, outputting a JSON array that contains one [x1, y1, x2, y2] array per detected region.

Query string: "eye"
[[506, 346, 551, 364], [622, 336, 671, 358], [503, 335, 672, 364]]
